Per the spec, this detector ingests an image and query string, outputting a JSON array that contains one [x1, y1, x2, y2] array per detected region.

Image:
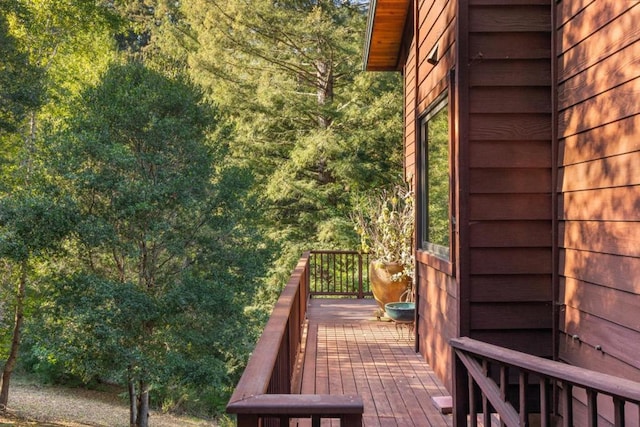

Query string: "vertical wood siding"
[[465, 0, 553, 357], [404, 37, 416, 180], [557, 0, 640, 407]]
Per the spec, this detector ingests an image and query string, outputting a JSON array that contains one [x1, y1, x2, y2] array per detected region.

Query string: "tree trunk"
[[128, 370, 137, 427], [136, 380, 150, 427], [316, 59, 333, 129], [0, 260, 27, 409], [20, 111, 37, 177]]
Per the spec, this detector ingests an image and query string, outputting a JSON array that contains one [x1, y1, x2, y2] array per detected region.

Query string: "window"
[[419, 96, 450, 260]]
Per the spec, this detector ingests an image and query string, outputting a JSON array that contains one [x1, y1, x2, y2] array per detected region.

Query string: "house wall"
[[408, 0, 554, 392], [408, 0, 459, 390], [556, 1, 640, 424], [462, 0, 553, 358], [400, 0, 640, 418]]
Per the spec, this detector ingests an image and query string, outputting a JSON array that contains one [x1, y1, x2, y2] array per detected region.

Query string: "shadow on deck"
[[227, 253, 453, 426], [297, 299, 452, 427], [228, 252, 640, 426]]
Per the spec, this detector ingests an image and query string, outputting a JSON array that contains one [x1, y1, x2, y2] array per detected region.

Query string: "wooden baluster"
[[519, 371, 529, 426], [338, 252, 342, 295], [500, 365, 508, 427], [315, 252, 320, 295], [561, 383, 573, 427], [318, 252, 322, 295], [482, 360, 491, 427], [586, 389, 597, 427], [341, 413, 362, 427], [539, 377, 550, 427], [351, 252, 355, 295], [352, 253, 356, 296], [236, 414, 259, 427], [614, 397, 625, 427], [469, 371, 478, 427], [332, 253, 336, 294], [357, 252, 364, 298], [343, 252, 347, 294]]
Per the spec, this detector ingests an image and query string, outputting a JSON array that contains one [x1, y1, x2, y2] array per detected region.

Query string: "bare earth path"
[[0, 383, 218, 427]]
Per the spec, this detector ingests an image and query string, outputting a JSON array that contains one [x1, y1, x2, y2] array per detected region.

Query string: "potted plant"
[[353, 183, 414, 312]]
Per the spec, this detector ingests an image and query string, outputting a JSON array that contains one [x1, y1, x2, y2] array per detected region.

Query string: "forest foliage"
[[0, 0, 403, 423]]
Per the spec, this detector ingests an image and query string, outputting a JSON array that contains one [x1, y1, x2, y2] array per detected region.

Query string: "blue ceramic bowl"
[[384, 302, 415, 322]]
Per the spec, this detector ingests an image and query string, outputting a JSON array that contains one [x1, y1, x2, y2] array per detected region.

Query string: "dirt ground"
[[0, 383, 218, 427]]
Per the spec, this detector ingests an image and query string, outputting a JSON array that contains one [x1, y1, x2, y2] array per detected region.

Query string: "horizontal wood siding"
[[557, 0, 640, 422], [412, 0, 458, 393], [417, 262, 457, 391], [466, 1, 553, 358]]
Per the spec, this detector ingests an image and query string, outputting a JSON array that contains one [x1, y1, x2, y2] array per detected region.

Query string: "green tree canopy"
[[37, 61, 269, 423], [166, 0, 404, 288]]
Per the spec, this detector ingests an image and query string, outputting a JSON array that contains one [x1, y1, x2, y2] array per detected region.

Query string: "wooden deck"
[[298, 299, 453, 427]]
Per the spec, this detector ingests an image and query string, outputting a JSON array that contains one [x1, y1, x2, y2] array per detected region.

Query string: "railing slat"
[[519, 371, 529, 426], [452, 337, 640, 427], [562, 383, 573, 427], [614, 397, 625, 427], [451, 337, 640, 403], [237, 414, 259, 427], [500, 365, 508, 427], [481, 360, 491, 427], [228, 252, 364, 426], [540, 377, 550, 427], [358, 253, 364, 298], [457, 351, 520, 426], [468, 371, 477, 427], [586, 389, 597, 427], [308, 250, 371, 298]]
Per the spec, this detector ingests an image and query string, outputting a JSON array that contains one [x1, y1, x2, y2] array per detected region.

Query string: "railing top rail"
[[310, 249, 365, 255], [451, 337, 640, 404], [228, 252, 310, 404], [227, 394, 364, 416]]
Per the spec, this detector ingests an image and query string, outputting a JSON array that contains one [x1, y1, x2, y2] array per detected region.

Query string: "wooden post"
[[236, 414, 259, 427], [453, 349, 469, 427], [341, 414, 363, 427], [357, 252, 364, 299]]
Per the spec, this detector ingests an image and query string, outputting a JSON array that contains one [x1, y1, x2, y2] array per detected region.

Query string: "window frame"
[[417, 88, 455, 274]]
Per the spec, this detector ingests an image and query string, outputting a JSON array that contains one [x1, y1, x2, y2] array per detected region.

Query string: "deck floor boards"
[[299, 299, 453, 427]]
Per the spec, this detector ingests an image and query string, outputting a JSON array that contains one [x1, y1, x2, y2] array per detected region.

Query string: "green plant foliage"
[[5, 0, 120, 120], [0, 8, 43, 134], [165, 0, 404, 293], [0, 193, 78, 262], [0, 0, 404, 421], [34, 62, 271, 419], [425, 106, 450, 250], [352, 183, 414, 281]]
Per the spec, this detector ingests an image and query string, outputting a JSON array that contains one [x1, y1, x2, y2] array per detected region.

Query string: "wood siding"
[[410, 0, 458, 392], [386, 0, 640, 418], [464, 0, 553, 358], [408, 0, 554, 393], [556, 0, 640, 402]]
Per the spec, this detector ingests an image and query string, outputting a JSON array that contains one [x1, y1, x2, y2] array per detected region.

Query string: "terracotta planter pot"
[[369, 261, 410, 311]]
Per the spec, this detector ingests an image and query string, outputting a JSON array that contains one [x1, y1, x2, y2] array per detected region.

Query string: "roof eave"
[[362, 0, 411, 72]]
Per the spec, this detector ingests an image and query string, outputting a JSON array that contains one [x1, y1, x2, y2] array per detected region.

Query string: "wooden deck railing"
[[309, 250, 371, 298], [451, 337, 640, 427], [226, 252, 364, 426]]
